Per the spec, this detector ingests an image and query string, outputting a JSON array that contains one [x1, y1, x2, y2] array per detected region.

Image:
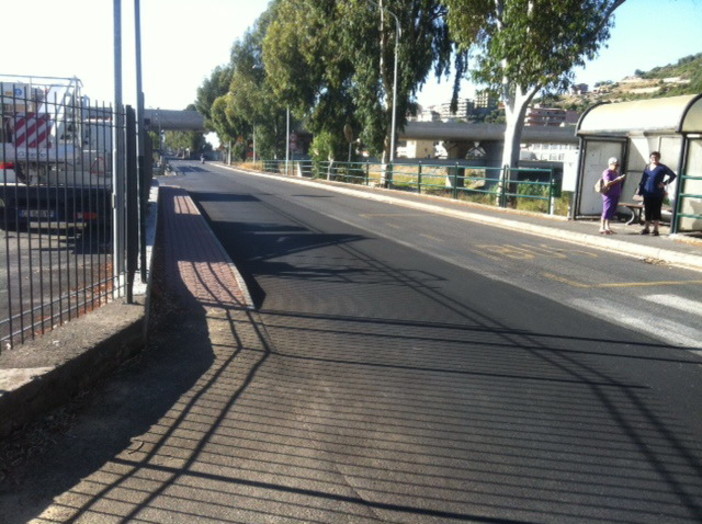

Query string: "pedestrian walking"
[[637, 151, 676, 236]]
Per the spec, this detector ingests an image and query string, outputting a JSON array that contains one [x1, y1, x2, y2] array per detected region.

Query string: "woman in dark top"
[[638, 151, 676, 236]]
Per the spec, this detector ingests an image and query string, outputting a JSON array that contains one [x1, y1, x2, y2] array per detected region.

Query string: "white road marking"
[[642, 294, 702, 317], [570, 297, 702, 352]]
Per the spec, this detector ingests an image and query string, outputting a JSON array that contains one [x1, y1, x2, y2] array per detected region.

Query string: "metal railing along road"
[[1, 80, 148, 349], [673, 173, 702, 234], [250, 159, 560, 215]]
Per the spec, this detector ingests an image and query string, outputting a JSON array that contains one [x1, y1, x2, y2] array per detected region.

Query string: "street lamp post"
[[252, 125, 256, 163], [366, 0, 401, 164], [285, 107, 290, 176], [113, 0, 126, 293], [388, 10, 399, 163]]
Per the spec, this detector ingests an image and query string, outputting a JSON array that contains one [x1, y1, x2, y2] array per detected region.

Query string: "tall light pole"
[[285, 107, 290, 176], [252, 125, 256, 163], [134, 0, 146, 285], [388, 8, 400, 163], [367, 0, 401, 163], [113, 0, 126, 293]]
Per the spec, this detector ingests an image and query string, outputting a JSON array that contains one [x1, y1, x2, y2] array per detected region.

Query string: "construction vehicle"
[[0, 75, 113, 231]]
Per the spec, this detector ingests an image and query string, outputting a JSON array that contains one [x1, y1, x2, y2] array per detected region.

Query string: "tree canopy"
[[442, 0, 626, 168], [198, 0, 627, 168], [200, 0, 456, 163]]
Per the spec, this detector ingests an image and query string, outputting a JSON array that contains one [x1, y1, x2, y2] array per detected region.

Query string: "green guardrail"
[[672, 173, 702, 233], [239, 159, 562, 216]]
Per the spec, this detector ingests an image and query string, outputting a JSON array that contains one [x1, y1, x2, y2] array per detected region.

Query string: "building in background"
[[524, 106, 579, 127]]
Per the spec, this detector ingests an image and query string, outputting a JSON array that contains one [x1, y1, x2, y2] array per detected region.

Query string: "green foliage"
[[210, 94, 244, 145], [444, 0, 624, 94], [260, 0, 455, 161], [514, 179, 550, 212], [195, 65, 233, 127], [163, 130, 206, 156], [147, 130, 161, 151], [209, 7, 289, 160], [338, 0, 456, 160], [230, 138, 248, 162], [440, 0, 626, 168], [263, 0, 358, 153], [194, 0, 457, 163], [310, 130, 344, 164], [640, 52, 702, 95]]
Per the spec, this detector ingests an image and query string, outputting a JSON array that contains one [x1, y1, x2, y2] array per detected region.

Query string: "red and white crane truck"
[[1, 75, 113, 231]]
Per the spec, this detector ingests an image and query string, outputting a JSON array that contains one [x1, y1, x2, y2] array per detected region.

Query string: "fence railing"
[[1, 80, 147, 349], [672, 173, 702, 234], [247, 159, 561, 215]]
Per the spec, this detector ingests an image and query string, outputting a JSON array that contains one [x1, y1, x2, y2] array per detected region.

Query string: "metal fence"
[[673, 172, 702, 233], [250, 159, 561, 215], [1, 77, 148, 349]]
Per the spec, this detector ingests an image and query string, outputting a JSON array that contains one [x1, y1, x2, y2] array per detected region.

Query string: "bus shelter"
[[573, 94, 702, 233]]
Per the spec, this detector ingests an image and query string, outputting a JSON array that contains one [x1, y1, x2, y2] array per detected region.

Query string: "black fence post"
[[125, 106, 138, 303]]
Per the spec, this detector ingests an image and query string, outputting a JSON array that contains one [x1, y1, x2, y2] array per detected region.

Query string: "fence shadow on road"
[[3, 186, 701, 523]]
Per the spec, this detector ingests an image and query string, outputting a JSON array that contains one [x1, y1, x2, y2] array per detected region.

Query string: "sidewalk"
[[1, 174, 701, 440], [0, 186, 254, 440]]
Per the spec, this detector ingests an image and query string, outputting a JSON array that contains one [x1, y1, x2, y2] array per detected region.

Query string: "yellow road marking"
[[475, 243, 600, 261], [541, 272, 702, 289], [359, 213, 425, 218], [419, 233, 444, 242], [594, 279, 702, 288], [527, 243, 599, 258]]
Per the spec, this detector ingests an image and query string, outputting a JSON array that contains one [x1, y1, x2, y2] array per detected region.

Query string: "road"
[[0, 223, 112, 343], [1, 160, 700, 523], [185, 162, 702, 349]]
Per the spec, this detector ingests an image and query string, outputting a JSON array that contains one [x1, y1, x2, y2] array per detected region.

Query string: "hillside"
[[556, 52, 702, 111]]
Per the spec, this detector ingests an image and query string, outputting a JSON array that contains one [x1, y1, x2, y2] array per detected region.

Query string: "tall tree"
[[263, 0, 455, 162], [229, 11, 290, 160], [195, 65, 233, 126], [263, 0, 358, 160], [196, 4, 288, 160], [442, 0, 626, 170], [338, 0, 454, 162]]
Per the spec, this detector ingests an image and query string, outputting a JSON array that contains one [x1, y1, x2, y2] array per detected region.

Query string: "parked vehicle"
[[0, 75, 112, 231], [0, 161, 26, 185]]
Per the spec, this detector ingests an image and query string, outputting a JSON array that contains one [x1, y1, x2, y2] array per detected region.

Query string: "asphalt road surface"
[[1, 161, 700, 523], [0, 223, 111, 343]]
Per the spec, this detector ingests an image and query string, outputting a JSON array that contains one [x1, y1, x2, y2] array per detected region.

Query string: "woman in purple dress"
[[599, 157, 626, 234]]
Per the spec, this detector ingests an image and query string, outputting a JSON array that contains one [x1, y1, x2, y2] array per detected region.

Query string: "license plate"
[[19, 209, 56, 219]]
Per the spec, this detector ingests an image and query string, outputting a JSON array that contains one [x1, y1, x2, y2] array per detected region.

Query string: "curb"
[[0, 301, 145, 438]]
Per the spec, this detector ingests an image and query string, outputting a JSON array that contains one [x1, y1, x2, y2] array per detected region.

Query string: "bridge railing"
[[245, 159, 562, 215]]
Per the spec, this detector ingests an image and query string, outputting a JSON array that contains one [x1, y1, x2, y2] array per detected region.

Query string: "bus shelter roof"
[[577, 94, 702, 136]]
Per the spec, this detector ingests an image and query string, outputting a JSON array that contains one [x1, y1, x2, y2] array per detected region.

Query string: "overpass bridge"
[[138, 110, 578, 165], [143, 109, 205, 131], [398, 121, 578, 162]]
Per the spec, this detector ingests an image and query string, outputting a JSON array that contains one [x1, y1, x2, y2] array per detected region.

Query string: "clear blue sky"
[[3, 0, 701, 110]]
